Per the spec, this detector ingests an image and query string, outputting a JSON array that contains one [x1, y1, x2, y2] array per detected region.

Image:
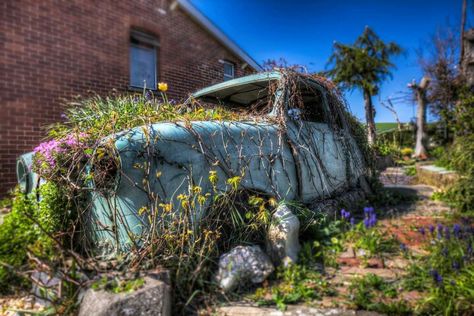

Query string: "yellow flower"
[[197, 195, 207, 205], [209, 170, 218, 185], [158, 82, 168, 92], [138, 206, 148, 216], [159, 203, 172, 213], [226, 176, 241, 191]]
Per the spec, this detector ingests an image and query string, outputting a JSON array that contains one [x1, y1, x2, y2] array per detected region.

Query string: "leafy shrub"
[[404, 165, 417, 176], [410, 221, 474, 315], [0, 183, 68, 293], [443, 92, 474, 213]]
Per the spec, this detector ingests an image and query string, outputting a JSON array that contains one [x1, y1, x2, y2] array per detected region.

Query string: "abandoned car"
[[17, 71, 367, 251]]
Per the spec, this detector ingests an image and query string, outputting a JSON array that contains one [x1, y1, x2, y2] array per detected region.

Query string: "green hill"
[[376, 122, 399, 134]]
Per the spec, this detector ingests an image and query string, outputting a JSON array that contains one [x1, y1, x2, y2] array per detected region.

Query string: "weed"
[[404, 165, 417, 176], [252, 264, 335, 311], [348, 274, 410, 315], [91, 276, 145, 294]]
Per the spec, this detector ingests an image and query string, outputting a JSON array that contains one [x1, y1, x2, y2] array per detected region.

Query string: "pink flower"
[[34, 139, 63, 168], [33, 132, 89, 169]]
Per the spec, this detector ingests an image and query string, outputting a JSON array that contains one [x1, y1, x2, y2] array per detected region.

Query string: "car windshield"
[[191, 79, 277, 116]]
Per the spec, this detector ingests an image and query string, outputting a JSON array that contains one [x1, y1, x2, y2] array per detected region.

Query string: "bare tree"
[[460, 0, 467, 72], [417, 25, 462, 142], [380, 97, 402, 131]]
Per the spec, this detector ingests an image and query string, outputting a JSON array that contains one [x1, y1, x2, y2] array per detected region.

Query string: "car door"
[[285, 80, 348, 202]]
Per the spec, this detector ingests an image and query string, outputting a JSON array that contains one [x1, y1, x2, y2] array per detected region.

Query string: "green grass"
[[375, 122, 399, 134]]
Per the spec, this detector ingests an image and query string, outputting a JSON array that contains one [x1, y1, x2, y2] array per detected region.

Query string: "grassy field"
[[375, 122, 399, 134]]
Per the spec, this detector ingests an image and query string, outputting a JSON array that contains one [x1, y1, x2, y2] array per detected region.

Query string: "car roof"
[[191, 71, 282, 100]]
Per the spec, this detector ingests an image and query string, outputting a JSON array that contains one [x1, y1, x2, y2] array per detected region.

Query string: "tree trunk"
[[414, 93, 428, 159], [413, 77, 430, 159], [460, 0, 467, 72], [363, 90, 376, 144]]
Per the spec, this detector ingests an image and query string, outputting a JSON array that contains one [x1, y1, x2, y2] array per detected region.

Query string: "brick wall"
[[0, 0, 255, 197]]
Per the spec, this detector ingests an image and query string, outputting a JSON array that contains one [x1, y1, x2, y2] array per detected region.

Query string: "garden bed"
[[415, 164, 458, 189]]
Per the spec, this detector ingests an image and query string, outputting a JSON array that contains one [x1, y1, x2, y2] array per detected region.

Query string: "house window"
[[223, 61, 235, 81], [129, 30, 159, 89]]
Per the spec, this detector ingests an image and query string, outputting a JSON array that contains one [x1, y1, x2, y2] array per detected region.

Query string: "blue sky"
[[190, 0, 466, 123]]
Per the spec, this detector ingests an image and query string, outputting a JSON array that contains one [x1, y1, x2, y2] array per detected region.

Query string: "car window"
[[288, 82, 326, 123], [194, 81, 276, 116]]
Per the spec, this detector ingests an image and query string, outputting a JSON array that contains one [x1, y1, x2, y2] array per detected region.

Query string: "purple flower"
[[437, 224, 444, 239], [400, 243, 408, 252], [445, 226, 451, 240], [145, 90, 152, 101], [452, 261, 460, 271], [369, 213, 377, 226], [363, 207, 377, 228], [437, 223, 443, 232], [363, 217, 370, 228], [453, 224, 461, 238], [350, 217, 355, 226], [419, 227, 426, 235], [429, 225, 435, 234], [340, 209, 350, 220], [364, 206, 374, 214], [430, 269, 443, 285], [364, 214, 377, 228]]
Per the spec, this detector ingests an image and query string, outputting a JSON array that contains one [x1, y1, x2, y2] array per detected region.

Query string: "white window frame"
[[223, 61, 235, 81], [129, 30, 159, 90]]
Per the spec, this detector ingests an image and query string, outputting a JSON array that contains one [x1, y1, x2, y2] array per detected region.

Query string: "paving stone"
[[340, 266, 404, 280], [339, 247, 356, 259], [385, 257, 409, 269], [401, 290, 422, 302], [215, 304, 383, 316]]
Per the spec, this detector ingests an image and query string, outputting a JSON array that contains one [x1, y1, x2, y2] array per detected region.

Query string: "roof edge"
[[176, 0, 263, 71]]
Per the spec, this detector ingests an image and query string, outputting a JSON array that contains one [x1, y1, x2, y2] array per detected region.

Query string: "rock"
[[339, 246, 356, 259], [31, 271, 61, 306], [266, 204, 301, 265], [78, 276, 171, 316], [215, 245, 274, 292]]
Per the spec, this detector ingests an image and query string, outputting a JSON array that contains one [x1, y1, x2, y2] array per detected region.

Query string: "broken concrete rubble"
[[266, 204, 301, 266], [78, 276, 171, 316], [215, 245, 274, 292]]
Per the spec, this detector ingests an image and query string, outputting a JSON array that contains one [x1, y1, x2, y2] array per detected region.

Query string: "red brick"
[[0, 0, 256, 196]]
